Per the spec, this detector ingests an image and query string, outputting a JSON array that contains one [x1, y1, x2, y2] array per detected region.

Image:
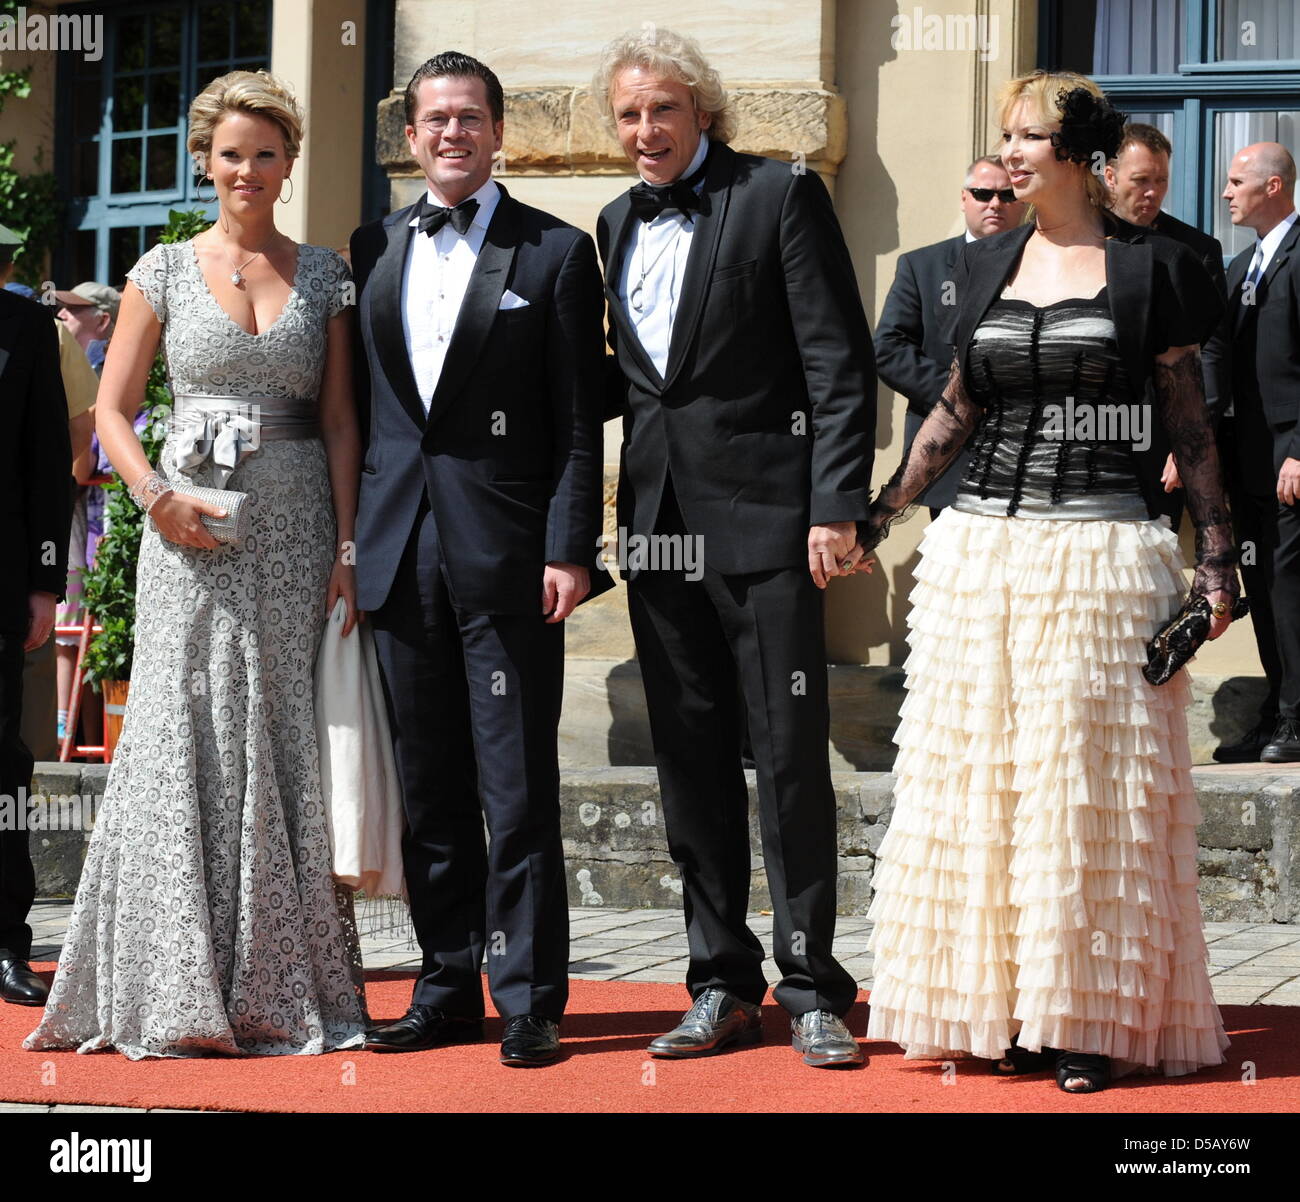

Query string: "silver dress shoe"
[[648, 987, 763, 1058], [792, 1010, 863, 1067]]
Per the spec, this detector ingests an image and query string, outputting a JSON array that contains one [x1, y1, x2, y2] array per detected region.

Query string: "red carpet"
[[2, 966, 1296, 1112]]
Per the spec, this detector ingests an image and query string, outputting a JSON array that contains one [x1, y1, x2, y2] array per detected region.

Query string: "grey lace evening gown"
[[24, 240, 369, 1058]]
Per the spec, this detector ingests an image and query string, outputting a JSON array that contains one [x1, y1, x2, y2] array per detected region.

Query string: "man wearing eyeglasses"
[[874, 156, 1027, 516], [350, 51, 610, 1065]]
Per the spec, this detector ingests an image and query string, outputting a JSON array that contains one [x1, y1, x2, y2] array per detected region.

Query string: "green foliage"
[[79, 209, 213, 687], [0, 142, 59, 285], [0, 1, 59, 284]]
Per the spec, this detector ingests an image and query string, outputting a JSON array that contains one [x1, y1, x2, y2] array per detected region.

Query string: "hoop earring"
[[279, 177, 294, 204], [195, 174, 213, 203]]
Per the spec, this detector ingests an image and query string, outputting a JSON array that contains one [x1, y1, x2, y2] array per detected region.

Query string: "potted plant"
[[80, 209, 211, 757]]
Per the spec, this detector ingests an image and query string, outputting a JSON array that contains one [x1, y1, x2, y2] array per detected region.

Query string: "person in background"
[[1202, 143, 1300, 764], [51, 284, 121, 750], [55, 282, 119, 375], [0, 283, 73, 1006], [1, 233, 95, 763], [875, 155, 1027, 518], [1105, 123, 1228, 534]]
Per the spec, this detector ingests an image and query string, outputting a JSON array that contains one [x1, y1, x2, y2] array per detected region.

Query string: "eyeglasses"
[[413, 113, 487, 133], [966, 187, 1017, 203]]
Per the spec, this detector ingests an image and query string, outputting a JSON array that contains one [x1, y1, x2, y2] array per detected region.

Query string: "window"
[[58, 1, 271, 286], [1040, 1, 1300, 252]]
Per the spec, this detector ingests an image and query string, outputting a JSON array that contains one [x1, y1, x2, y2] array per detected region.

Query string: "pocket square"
[[498, 289, 530, 310]]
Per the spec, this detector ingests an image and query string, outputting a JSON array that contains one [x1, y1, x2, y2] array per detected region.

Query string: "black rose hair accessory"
[[1050, 87, 1128, 165]]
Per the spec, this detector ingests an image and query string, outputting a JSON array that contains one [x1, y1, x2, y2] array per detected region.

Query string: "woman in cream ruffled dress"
[[854, 70, 1240, 1092]]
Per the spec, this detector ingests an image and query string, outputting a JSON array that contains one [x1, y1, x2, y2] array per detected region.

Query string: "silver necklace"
[[630, 223, 684, 314], [221, 237, 275, 286]]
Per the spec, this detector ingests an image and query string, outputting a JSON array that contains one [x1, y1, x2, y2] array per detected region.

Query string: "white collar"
[[409, 177, 502, 232], [1256, 209, 1298, 262], [964, 229, 978, 243]]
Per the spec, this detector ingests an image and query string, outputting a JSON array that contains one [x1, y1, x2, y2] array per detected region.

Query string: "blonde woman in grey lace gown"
[[25, 70, 368, 1059]]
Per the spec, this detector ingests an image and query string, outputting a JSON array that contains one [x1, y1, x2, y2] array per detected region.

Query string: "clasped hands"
[[809, 521, 875, 589]]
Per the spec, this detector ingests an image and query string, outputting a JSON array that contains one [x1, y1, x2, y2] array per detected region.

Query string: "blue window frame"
[[56, 0, 271, 287], [1039, 1, 1300, 257]]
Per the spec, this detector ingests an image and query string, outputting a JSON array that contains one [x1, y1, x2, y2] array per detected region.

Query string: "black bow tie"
[[627, 153, 711, 223], [416, 196, 479, 237]]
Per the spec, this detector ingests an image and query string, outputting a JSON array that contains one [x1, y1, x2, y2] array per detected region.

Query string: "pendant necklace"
[[630, 223, 684, 314], [222, 236, 276, 286]]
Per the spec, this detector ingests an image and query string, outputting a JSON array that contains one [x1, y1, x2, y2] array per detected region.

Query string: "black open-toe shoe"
[[990, 1035, 1057, 1075], [1055, 1051, 1111, 1093]]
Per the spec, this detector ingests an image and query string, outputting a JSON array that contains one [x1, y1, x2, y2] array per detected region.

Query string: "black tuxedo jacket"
[[350, 187, 611, 615], [0, 291, 71, 632], [875, 233, 968, 508], [597, 142, 876, 577], [1202, 215, 1300, 464], [947, 214, 1223, 520]]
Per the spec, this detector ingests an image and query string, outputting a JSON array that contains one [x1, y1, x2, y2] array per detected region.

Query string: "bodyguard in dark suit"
[[0, 288, 72, 1006], [594, 29, 875, 1068], [1202, 143, 1300, 763], [351, 52, 609, 1065], [1105, 123, 1229, 530], [875, 155, 1026, 513]]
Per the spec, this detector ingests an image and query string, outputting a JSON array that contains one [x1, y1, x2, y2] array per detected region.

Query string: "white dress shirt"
[[402, 177, 502, 410], [616, 134, 711, 377], [1246, 208, 1298, 288]]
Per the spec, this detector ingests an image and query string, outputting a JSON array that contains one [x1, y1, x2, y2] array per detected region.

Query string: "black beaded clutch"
[[1143, 594, 1250, 686]]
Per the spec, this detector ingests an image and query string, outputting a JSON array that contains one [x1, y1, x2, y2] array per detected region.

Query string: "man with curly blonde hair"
[[595, 27, 876, 1068]]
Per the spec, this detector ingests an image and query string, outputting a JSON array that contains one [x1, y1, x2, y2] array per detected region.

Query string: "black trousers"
[[626, 479, 857, 1018], [1224, 420, 1300, 721], [369, 498, 568, 1021], [0, 629, 35, 961]]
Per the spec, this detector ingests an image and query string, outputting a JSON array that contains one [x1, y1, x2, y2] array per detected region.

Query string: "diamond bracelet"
[[128, 470, 173, 513]]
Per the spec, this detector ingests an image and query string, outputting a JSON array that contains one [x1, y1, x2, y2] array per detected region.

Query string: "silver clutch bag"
[[163, 479, 250, 544]]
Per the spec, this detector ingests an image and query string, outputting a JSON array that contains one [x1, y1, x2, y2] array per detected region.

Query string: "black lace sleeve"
[[860, 354, 982, 552], [1153, 347, 1240, 601]]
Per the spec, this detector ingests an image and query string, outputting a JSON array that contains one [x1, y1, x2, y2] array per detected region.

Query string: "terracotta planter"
[[102, 679, 130, 762]]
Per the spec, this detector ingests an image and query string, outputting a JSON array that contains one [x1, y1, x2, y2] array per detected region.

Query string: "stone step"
[[24, 761, 1300, 924]]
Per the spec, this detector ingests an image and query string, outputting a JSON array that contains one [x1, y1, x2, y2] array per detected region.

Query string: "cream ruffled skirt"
[[865, 508, 1229, 1077]]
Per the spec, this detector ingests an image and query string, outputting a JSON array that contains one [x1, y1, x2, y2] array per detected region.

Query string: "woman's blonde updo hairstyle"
[[186, 69, 304, 172], [593, 27, 734, 144], [996, 69, 1114, 209]]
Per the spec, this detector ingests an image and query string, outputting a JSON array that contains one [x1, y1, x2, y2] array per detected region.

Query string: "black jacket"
[[1202, 214, 1300, 463], [0, 291, 72, 632], [350, 187, 612, 615], [598, 142, 876, 576], [946, 213, 1224, 520], [874, 233, 968, 508]]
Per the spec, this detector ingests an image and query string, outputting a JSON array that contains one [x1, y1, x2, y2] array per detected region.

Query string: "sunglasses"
[[966, 186, 1017, 203]]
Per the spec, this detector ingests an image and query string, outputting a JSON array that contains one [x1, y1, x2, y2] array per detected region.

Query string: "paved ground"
[[6, 900, 1299, 1113]]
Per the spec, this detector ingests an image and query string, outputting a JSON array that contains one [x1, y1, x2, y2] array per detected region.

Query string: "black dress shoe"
[[499, 1015, 561, 1067], [1261, 717, 1300, 764], [791, 1009, 863, 1067], [1213, 718, 1277, 763], [363, 1004, 483, 1052], [648, 987, 762, 1058], [0, 956, 48, 1006]]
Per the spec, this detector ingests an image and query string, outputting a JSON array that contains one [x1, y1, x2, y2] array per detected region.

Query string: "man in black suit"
[[1105, 123, 1229, 532], [1202, 142, 1300, 763], [594, 29, 875, 1068], [0, 287, 72, 1006], [875, 155, 1026, 515], [351, 52, 609, 1065]]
